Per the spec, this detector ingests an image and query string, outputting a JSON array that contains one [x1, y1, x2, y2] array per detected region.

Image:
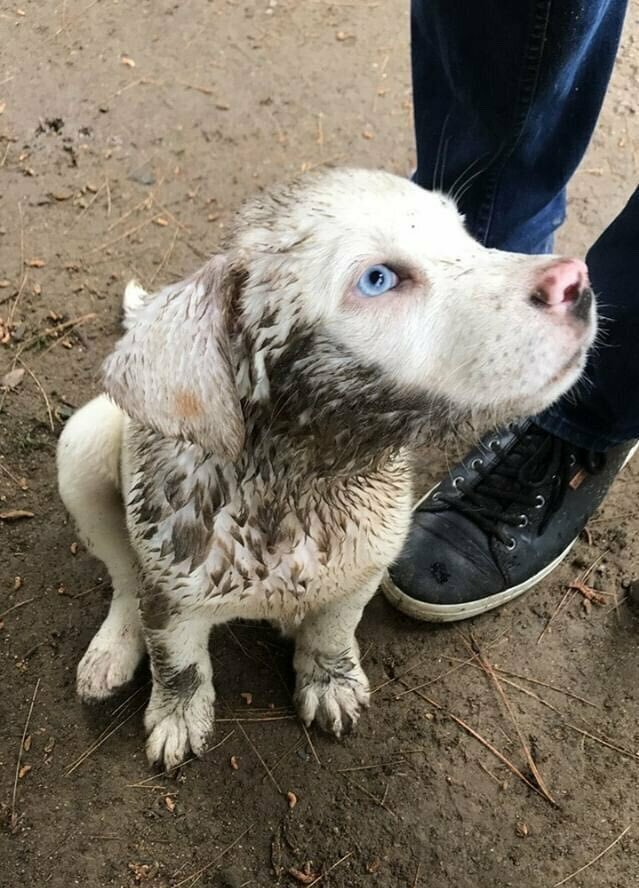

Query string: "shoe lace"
[[437, 425, 605, 546]]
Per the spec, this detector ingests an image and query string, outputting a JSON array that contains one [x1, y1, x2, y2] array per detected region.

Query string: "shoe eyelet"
[[431, 491, 441, 502], [452, 475, 464, 490], [504, 537, 517, 551], [517, 515, 528, 528], [488, 438, 501, 452], [535, 495, 545, 509], [568, 453, 577, 467], [470, 458, 483, 470]]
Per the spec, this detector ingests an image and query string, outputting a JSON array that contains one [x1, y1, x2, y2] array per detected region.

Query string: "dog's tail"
[[122, 280, 149, 330]]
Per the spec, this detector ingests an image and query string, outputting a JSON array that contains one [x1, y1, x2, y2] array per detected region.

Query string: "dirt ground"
[[1, 2, 639, 886]]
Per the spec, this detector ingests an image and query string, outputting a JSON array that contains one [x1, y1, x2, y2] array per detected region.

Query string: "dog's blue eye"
[[356, 264, 399, 297]]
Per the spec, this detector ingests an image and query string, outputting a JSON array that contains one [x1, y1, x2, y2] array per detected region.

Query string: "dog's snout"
[[529, 258, 590, 316]]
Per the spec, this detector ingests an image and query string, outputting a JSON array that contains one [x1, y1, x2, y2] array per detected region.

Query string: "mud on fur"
[[57, 167, 596, 769]]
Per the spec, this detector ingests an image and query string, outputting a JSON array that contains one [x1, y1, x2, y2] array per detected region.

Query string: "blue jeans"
[[412, 0, 638, 450]]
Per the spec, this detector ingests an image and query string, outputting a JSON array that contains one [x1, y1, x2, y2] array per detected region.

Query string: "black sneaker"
[[382, 422, 637, 622]]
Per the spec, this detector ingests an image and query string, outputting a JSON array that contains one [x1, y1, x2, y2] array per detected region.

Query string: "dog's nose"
[[530, 258, 590, 315]]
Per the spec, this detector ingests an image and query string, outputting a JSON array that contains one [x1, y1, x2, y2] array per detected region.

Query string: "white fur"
[[57, 168, 596, 769]]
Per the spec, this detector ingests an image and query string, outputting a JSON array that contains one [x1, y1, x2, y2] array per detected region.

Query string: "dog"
[[57, 168, 596, 769]]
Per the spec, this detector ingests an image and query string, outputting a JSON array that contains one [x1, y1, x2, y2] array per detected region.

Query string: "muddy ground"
[[1, 2, 639, 886]]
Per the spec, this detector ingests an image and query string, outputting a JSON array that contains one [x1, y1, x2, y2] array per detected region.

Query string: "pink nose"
[[530, 258, 590, 312]]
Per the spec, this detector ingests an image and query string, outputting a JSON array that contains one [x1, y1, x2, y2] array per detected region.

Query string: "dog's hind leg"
[[293, 575, 381, 737], [57, 395, 146, 700]]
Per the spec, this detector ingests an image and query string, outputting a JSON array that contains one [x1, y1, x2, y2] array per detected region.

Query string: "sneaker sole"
[[381, 441, 639, 623]]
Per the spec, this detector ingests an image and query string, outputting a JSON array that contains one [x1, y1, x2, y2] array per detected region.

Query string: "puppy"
[[57, 168, 596, 768]]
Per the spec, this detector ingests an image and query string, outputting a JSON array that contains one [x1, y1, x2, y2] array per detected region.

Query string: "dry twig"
[[337, 759, 406, 773], [307, 851, 353, 887], [0, 460, 27, 489], [342, 775, 397, 818], [10, 678, 40, 830], [0, 597, 35, 620], [15, 313, 96, 358], [236, 721, 283, 795], [127, 729, 235, 787], [17, 358, 54, 430], [446, 656, 638, 760], [568, 578, 609, 605], [65, 182, 104, 233], [149, 226, 179, 287], [0, 510, 34, 521], [466, 634, 556, 805], [51, 0, 100, 38], [553, 824, 631, 887], [538, 552, 607, 643], [173, 824, 252, 888], [397, 678, 549, 802], [301, 721, 322, 766], [65, 700, 147, 775], [87, 215, 159, 254]]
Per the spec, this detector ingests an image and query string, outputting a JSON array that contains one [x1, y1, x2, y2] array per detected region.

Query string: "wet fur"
[[57, 168, 595, 768]]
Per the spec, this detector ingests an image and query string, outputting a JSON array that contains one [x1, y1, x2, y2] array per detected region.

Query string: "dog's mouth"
[[547, 346, 586, 388]]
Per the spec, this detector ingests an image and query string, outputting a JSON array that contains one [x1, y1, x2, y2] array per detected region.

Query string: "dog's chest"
[[123, 428, 411, 617]]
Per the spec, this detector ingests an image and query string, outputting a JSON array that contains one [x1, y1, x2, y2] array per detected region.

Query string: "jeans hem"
[[536, 412, 636, 452]]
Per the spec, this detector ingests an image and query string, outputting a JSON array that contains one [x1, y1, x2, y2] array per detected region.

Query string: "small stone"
[[1, 368, 25, 390], [128, 166, 156, 186]]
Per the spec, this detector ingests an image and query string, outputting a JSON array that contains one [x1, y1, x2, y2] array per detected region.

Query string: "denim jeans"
[[411, 0, 638, 450]]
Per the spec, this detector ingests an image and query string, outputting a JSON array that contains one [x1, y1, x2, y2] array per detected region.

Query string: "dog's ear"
[[103, 255, 245, 460]]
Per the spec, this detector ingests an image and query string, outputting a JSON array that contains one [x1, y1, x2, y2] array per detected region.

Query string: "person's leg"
[[411, 0, 627, 254], [385, 0, 637, 621]]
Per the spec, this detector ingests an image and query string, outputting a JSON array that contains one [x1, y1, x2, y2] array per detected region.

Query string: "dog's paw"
[[77, 626, 145, 701], [144, 682, 216, 770], [294, 651, 370, 737]]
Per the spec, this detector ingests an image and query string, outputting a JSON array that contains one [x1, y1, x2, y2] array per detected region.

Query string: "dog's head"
[[104, 168, 596, 459]]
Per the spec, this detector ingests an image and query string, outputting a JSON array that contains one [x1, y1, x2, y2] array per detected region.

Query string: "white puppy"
[[57, 168, 596, 769]]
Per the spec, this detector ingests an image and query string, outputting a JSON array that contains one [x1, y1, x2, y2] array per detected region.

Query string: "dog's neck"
[[234, 325, 450, 478]]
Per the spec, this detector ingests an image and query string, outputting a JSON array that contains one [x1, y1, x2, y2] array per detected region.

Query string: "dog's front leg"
[[141, 594, 217, 769], [292, 575, 381, 737]]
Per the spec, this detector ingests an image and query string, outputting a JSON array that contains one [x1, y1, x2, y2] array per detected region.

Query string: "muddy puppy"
[[57, 168, 596, 768]]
